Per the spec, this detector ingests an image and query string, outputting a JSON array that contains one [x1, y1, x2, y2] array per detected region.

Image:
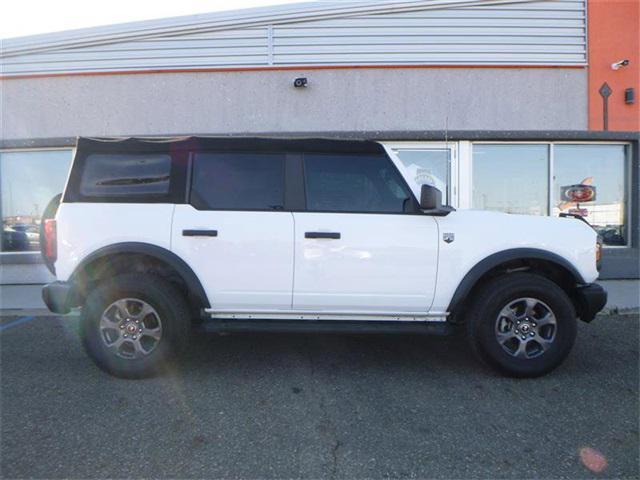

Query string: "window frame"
[[469, 141, 633, 248], [300, 151, 421, 215], [0, 147, 74, 260]]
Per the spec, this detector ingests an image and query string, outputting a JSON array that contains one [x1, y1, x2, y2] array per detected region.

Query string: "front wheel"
[[466, 273, 577, 378], [80, 274, 191, 378]]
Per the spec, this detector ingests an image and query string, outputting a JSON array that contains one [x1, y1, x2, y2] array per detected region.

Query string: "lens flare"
[[579, 447, 608, 473]]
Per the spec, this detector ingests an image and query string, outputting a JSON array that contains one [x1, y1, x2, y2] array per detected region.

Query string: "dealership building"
[[1, 0, 638, 310]]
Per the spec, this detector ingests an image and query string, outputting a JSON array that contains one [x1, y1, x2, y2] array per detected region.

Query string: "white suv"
[[42, 137, 607, 378]]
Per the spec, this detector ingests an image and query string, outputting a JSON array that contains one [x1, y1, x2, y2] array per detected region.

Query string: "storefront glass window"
[[471, 143, 630, 247], [0, 150, 72, 252], [553, 145, 628, 246], [393, 149, 451, 204], [472, 145, 549, 216]]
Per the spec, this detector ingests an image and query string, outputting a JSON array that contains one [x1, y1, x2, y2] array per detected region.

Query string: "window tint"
[[191, 153, 285, 210], [304, 154, 413, 213], [80, 154, 171, 197]]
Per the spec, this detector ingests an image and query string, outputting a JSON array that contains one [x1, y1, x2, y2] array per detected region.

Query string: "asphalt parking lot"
[[1, 314, 638, 479]]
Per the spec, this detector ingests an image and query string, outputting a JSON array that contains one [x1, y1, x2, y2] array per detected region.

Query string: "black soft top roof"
[[76, 136, 385, 155]]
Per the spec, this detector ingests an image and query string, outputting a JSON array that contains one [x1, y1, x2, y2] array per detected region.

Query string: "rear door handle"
[[305, 232, 341, 239], [183, 229, 218, 237]]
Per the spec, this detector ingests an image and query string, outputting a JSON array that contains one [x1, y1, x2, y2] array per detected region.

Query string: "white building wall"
[[0, 67, 588, 140]]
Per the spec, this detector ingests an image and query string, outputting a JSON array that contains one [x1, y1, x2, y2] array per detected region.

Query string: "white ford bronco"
[[42, 137, 607, 378]]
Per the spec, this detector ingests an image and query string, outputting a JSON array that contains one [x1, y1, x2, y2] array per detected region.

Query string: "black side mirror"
[[420, 184, 442, 210]]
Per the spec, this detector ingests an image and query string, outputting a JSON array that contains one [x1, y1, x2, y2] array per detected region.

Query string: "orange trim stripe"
[[0, 63, 586, 80]]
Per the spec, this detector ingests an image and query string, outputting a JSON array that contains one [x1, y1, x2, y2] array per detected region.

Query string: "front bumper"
[[574, 283, 608, 323], [42, 281, 73, 314]]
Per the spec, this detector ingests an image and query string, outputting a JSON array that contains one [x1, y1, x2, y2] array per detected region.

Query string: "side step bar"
[[196, 319, 454, 336]]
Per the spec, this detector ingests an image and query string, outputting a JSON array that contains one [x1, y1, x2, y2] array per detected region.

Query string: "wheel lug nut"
[[521, 335, 526, 340], [516, 321, 521, 324], [124, 334, 128, 338], [530, 332, 535, 337], [532, 323, 537, 327], [132, 335, 137, 340], [120, 325, 124, 329]]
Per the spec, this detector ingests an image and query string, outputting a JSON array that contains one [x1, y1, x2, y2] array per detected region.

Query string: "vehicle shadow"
[[175, 329, 482, 377]]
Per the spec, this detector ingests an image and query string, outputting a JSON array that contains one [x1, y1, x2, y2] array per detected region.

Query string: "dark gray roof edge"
[[2, 130, 639, 149]]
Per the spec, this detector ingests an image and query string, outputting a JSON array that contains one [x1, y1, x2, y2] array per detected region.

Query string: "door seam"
[[169, 204, 176, 250], [290, 211, 296, 309]]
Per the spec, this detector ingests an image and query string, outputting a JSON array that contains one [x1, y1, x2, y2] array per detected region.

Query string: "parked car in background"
[[2, 227, 30, 251], [11, 224, 40, 248]]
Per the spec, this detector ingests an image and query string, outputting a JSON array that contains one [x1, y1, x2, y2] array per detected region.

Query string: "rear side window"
[[191, 153, 285, 211], [303, 153, 413, 213], [80, 154, 171, 197]]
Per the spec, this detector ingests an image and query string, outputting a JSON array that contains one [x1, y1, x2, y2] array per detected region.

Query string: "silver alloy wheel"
[[99, 298, 162, 359], [494, 297, 557, 359]]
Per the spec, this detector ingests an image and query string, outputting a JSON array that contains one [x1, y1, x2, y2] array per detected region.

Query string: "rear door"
[[292, 151, 439, 314], [171, 151, 294, 311]]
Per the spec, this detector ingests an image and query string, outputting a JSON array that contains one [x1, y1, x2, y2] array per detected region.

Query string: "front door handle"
[[305, 232, 341, 239], [183, 229, 218, 237]]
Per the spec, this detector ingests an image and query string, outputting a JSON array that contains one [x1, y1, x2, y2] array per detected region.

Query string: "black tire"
[[466, 272, 577, 378], [80, 274, 190, 379]]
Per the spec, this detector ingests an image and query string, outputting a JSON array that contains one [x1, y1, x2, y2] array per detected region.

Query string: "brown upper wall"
[[588, 0, 640, 131]]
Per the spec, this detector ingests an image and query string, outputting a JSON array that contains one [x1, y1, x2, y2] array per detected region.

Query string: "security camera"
[[611, 59, 629, 70], [293, 77, 308, 88]]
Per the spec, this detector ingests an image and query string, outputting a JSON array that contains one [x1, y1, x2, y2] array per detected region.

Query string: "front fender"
[[446, 248, 586, 314]]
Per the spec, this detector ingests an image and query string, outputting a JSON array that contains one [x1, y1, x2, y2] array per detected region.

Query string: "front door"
[[292, 151, 439, 314], [171, 151, 294, 311]]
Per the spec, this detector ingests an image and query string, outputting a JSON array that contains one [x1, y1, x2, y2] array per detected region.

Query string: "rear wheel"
[[466, 272, 577, 378], [80, 274, 190, 378]]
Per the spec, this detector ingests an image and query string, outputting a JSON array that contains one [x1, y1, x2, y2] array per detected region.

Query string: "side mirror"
[[420, 184, 442, 210]]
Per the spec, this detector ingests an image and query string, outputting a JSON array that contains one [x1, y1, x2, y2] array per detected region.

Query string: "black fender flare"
[[69, 242, 210, 308], [447, 248, 586, 314]]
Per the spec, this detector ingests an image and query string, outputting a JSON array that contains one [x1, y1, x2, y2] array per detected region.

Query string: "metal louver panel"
[[1, 28, 270, 74], [273, 0, 587, 66], [0, 0, 586, 76]]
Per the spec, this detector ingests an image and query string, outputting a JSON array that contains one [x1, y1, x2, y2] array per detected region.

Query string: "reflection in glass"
[[473, 145, 549, 216], [1, 150, 72, 252], [80, 154, 171, 197], [304, 154, 412, 213], [394, 149, 450, 204], [554, 145, 628, 246]]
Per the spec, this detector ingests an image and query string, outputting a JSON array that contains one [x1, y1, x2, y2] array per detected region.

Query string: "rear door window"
[[191, 152, 285, 211], [80, 153, 171, 197]]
